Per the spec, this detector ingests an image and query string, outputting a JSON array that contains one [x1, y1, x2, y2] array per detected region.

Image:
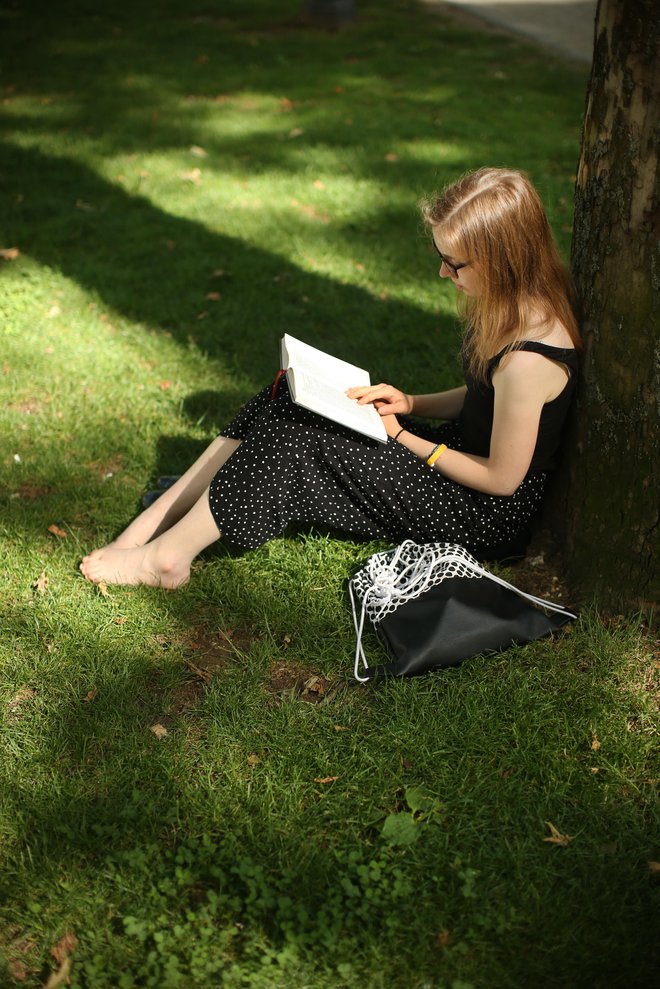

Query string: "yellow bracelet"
[[426, 443, 447, 467]]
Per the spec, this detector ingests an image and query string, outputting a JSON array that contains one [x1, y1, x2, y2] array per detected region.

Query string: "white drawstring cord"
[[350, 541, 576, 682]]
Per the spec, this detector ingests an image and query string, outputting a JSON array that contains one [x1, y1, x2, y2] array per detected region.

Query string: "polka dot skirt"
[[208, 377, 547, 553]]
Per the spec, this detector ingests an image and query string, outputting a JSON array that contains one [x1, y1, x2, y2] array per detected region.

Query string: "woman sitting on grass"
[[80, 166, 582, 589]]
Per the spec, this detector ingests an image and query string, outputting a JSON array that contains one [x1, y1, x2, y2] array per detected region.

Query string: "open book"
[[280, 334, 388, 443]]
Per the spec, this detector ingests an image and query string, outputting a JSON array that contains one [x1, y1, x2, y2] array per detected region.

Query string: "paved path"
[[425, 0, 598, 64]]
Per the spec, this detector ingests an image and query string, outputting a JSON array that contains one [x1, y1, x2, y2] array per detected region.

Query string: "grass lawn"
[[0, 1, 657, 986]]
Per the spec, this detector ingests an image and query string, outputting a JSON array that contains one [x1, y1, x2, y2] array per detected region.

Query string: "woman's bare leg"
[[80, 488, 221, 588], [110, 435, 240, 549]]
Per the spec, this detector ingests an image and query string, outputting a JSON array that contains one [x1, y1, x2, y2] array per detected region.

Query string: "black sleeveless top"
[[458, 341, 580, 473]]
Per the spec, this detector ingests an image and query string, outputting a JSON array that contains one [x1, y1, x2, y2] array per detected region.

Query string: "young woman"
[[80, 167, 581, 589]]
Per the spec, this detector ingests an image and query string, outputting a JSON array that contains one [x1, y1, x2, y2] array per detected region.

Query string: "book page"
[[288, 367, 387, 442], [281, 334, 370, 388]]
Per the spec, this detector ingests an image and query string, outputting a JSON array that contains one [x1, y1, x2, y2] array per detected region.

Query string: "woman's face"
[[432, 232, 482, 297]]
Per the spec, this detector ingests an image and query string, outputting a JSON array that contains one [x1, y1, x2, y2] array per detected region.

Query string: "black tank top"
[[458, 341, 580, 473]]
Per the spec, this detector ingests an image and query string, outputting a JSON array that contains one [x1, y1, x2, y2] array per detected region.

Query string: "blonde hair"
[[421, 167, 582, 383]]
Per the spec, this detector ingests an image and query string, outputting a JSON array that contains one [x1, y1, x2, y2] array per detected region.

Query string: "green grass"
[[0, 1, 657, 986]]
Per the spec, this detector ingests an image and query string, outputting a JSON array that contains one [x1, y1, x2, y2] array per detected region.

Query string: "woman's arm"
[[346, 383, 467, 420], [384, 352, 559, 496], [410, 386, 467, 419]]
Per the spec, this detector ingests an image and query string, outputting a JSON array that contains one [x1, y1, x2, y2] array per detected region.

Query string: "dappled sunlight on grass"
[[1, 1, 656, 987]]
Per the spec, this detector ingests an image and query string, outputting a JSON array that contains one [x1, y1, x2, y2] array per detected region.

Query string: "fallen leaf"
[[8, 686, 37, 717], [543, 821, 574, 847], [184, 659, 213, 684], [51, 932, 77, 966], [150, 723, 168, 738], [206, 291, 221, 301], [196, 311, 208, 320], [75, 199, 95, 211], [0, 246, 20, 260], [7, 958, 28, 981], [113, 616, 126, 625], [97, 581, 110, 597], [436, 931, 450, 949], [288, 127, 304, 139], [648, 860, 660, 873], [155, 634, 169, 646], [334, 725, 349, 732], [158, 380, 171, 390], [385, 152, 398, 162], [313, 179, 325, 189], [190, 144, 207, 157], [32, 571, 49, 594], [181, 168, 202, 184], [82, 689, 97, 703], [47, 524, 67, 538], [247, 753, 260, 766], [591, 732, 601, 751], [314, 776, 339, 784]]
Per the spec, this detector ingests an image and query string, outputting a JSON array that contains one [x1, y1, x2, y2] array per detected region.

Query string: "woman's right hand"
[[346, 384, 414, 416]]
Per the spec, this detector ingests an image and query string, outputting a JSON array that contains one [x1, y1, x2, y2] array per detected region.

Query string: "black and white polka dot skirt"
[[208, 377, 547, 553]]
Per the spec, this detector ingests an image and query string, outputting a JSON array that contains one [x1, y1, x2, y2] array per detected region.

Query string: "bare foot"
[[79, 544, 190, 589], [109, 515, 162, 549]]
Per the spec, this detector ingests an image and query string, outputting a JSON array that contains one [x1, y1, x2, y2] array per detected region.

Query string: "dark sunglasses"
[[432, 241, 469, 279]]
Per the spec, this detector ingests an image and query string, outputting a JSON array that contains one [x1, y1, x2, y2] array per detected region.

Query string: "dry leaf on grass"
[[150, 723, 168, 739], [8, 687, 37, 719], [543, 821, 574, 846], [97, 581, 110, 598], [43, 932, 77, 989], [314, 776, 339, 784], [47, 524, 67, 538], [648, 860, 660, 873], [0, 246, 20, 260], [51, 933, 77, 966], [32, 571, 49, 594], [591, 732, 601, 751], [247, 753, 260, 766], [82, 689, 97, 703]]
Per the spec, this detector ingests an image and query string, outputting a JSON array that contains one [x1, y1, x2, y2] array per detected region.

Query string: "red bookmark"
[[271, 368, 286, 400]]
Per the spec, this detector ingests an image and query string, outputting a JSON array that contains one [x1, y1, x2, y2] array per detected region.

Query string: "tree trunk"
[[561, 0, 659, 611]]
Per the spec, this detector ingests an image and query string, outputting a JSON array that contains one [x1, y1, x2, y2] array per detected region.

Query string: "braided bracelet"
[[426, 443, 448, 467]]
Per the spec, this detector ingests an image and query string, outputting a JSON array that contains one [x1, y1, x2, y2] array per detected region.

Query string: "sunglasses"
[[432, 241, 469, 279]]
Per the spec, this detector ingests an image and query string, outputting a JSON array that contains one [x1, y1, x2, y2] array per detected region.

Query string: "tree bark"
[[560, 0, 659, 611]]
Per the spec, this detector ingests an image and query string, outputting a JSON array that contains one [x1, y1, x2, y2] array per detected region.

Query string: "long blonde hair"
[[421, 167, 581, 383]]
